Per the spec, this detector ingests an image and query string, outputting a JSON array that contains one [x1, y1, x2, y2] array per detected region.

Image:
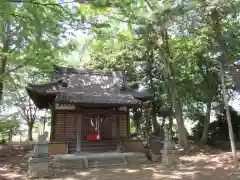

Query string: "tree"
[[77, 0, 191, 147], [75, 0, 240, 156], [209, 4, 238, 168], [15, 96, 39, 141], [0, 0, 77, 104], [6, 67, 51, 141], [0, 116, 19, 143]]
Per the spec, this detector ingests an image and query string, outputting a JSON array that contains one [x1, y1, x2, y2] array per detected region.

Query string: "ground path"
[[0, 145, 239, 180]]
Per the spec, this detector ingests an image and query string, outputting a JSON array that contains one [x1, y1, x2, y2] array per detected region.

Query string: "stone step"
[[68, 141, 117, 154], [88, 156, 127, 168], [54, 152, 148, 169], [82, 147, 116, 152], [82, 141, 117, 146]]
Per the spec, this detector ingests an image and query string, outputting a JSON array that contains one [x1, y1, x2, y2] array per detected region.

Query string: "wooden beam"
[[50, 104, 55, 142], [76, 114, 82, 154], [116, 115, 121, 152], [126, 108, 130, 138], [64, 110, 66, 138]]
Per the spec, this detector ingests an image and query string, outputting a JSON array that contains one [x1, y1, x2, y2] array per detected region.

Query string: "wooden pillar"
[[50, 106, 55, 142], [76, 114, 82, 154], [116, 114, 121, 152], [144, 103, 151, 149], [126, 108, 130, 138]]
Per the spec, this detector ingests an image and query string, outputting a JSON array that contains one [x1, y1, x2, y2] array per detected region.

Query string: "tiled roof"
[[26, 65, 151, 109]]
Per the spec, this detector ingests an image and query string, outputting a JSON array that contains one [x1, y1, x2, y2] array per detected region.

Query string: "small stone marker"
[[160, 124, 177, 166], [27, 131, 49, 178], [32, 132, 49, 157]]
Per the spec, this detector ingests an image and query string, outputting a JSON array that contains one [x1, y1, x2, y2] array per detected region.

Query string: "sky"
[[230, 98, 240, 112]]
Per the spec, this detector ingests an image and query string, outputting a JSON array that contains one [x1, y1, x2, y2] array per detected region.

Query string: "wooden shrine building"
[[26, 65, 151, 155]]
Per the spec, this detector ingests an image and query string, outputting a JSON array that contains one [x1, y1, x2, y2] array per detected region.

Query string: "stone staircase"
[[68, 140, 117, 154]]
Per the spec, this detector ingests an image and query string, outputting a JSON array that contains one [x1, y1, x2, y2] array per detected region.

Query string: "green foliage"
[[76, 0, 240, 142], [0, 139, 6, 144], [191, 106, 240, 142], [1, 0, 240, 145], [0, 0, 78, 104], [0, 116, 20, 142], [0, 1, 79, 140]]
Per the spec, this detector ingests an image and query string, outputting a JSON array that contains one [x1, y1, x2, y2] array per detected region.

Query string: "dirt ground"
[[0, 145, 240, 180]]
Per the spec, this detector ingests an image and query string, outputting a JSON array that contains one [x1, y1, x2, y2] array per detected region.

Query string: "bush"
[[191, 106, 240, 143]]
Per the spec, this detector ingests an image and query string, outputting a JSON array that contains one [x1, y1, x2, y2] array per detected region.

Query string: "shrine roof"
[[26, 65, 152, 109]]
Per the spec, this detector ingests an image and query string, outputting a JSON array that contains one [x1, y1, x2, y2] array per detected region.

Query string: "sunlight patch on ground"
[[124, 169, 140, 173], [153, 173, 182, 179], [76, 171, 91, 176], [3, 173, 23, 178], [173, 170, 199, 176]]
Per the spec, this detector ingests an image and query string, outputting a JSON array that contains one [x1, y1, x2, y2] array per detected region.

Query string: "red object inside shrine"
[[87, 134, 100, 140]]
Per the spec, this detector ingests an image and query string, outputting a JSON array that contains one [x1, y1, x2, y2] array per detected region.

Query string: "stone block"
[[161, 149, 177, 166], [27, 157, 49, 178], [123, 152, 148, 164], [151, 154, 161, 162], [33, 143, 48, 158], [55, 159, 85, 169], [126, 157, 148, 164]]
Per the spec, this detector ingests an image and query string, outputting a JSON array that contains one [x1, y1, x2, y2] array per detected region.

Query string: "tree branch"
[[8, 0, 75, 5], [7, 59, 33, 74], [144, 0, 154, 10]]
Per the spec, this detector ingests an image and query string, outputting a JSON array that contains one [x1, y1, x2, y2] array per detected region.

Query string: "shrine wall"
[[51, 108, 130, 142]]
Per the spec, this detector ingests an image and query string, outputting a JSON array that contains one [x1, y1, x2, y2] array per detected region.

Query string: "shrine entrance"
[[81, 115, 113, 141]]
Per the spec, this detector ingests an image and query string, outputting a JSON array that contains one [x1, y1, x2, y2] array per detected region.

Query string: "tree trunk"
[[42, 118, 46, 133], [169, 115, 174, 136], [0, 58, 6, 103], [133, 108, 140, 132], [220, 61, 238, 167], [201, 101, 212, 144], [8, 129, 12, 142], [28, 123, 33, 141], [148, 51, 160, 135], [0, 22, 10, 104], [210, 7, 238, 168], [144, 106, 151, 148], [1, 133, 4, 142], [174, 102, 188, 147], [167, 73, 188, 146], [160, 28, 188, 148], [151, 101, 160, 135], [161, 117, 166, 131]]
